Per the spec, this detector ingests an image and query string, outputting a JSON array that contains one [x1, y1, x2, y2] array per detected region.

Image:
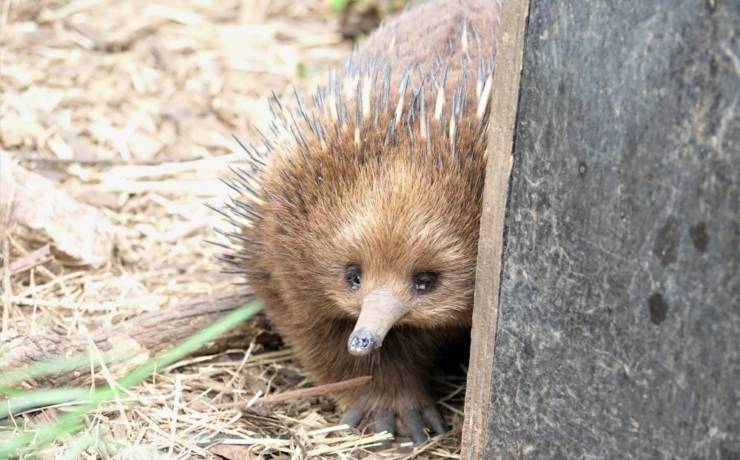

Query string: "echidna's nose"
[[347, 329, 377, 356], [347, 288, 408, 357]]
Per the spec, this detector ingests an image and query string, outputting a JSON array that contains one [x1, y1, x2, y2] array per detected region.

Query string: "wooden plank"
[[485, 0, 739, 457], [460, 0, 530, 457]]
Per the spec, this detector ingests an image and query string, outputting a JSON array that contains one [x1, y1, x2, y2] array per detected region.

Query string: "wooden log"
[[0, 286, 256, 388]]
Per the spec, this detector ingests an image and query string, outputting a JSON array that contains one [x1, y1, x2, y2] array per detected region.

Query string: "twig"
[[1, 233, 10, 340], [257, 375, 372, 405], [13, 151, 204, 166], [8, 237, 59, 287], [8, 244, 51, 276], [216, 376, 372, 409]]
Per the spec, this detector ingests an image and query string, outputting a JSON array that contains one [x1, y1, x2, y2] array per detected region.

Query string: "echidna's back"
[[353, 0, 500, 89]]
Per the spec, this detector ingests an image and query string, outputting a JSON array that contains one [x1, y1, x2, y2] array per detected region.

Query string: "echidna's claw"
[[372, 408, 396, 437], [338, 393, 447, 445], [423, 405, 448, 436], [339, 405, 364, 428], [401, 409, 427, 444]]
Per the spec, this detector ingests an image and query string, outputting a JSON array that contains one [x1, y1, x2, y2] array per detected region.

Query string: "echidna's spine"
[[209, 11, 496, 278]]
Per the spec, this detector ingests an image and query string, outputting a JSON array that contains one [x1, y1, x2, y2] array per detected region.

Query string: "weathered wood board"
[[475, 0, 739, 457], [461, 0, 528, 457]]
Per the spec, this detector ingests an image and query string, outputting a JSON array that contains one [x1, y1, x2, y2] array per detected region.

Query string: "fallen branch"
[[0, 285, 257, 389], [257, 376, 372, 405], [215, 376, 373, 410]]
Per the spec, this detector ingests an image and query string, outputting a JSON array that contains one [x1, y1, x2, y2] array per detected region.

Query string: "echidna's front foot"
[[339, 396, 447, 445]]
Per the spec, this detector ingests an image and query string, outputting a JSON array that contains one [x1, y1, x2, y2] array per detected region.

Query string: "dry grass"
[[0, 0, 465, 458]]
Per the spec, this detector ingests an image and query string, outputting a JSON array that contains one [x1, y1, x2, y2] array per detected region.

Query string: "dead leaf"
[[208, 443, 257, 460]]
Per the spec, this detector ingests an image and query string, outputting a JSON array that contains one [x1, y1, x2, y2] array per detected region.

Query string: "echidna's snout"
[[347, 288, 408, 357], [347, 329, 377, 356]]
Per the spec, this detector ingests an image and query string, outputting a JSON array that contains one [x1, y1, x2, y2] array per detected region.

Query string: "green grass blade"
[[57, 427, 100, 460], [328, 0, 350, 12], [0, 301, 261, 460], [118, 301, 262, 387], [0, 349, 129, 389], [0, 388, 91, 419]]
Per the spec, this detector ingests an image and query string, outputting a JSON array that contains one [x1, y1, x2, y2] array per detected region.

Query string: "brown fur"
[[220, 0, 500, 434]]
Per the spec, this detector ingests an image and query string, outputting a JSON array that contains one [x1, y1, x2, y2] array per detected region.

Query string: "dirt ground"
[[0, 0, 465, 458]]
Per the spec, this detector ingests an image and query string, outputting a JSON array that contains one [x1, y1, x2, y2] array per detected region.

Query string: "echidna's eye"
[[412, 271, 438, 294], [344, 264, 362, 290]]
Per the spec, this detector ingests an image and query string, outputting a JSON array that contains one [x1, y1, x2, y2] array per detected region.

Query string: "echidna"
[[213, 0, 499, 444]]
